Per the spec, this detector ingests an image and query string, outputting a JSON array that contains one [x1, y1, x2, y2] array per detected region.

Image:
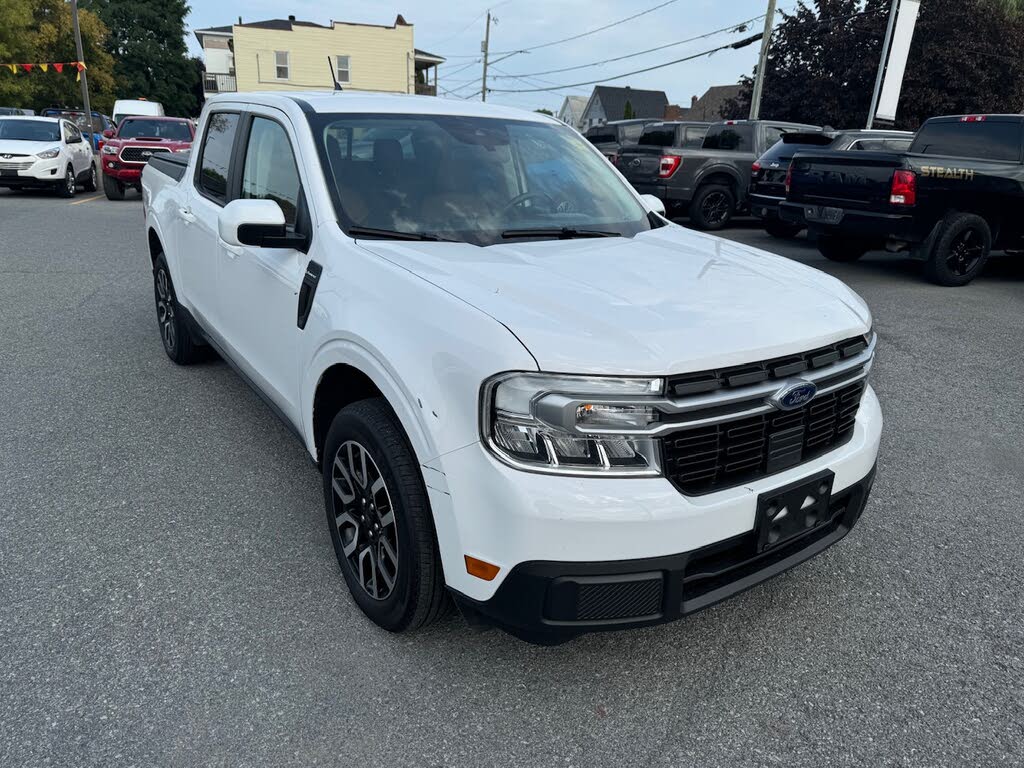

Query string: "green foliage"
[[83, 0, 200, 117], [623, 100, 635, 119], [721, 0, 1024, 130], [535, 108, 554, 116]]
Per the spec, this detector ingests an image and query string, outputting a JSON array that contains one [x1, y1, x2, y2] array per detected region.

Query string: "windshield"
[[310, 113, 656, 246], [119, 119, 191, 141], [0, 119, 61, 142]]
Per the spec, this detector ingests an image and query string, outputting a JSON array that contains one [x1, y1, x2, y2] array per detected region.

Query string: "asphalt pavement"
[[1, 188, 1022, 767]]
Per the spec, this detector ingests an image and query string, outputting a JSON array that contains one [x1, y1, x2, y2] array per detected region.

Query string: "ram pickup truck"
[[618, 119, 819, 230], [780, 114, 1024, 286], [101, 115, 194, 200], [141, 92, 881, 643]]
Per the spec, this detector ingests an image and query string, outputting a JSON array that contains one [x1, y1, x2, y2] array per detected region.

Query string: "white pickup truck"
[[141, 92, 882, 643]]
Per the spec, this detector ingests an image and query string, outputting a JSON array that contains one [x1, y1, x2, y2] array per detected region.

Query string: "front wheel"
[[689, 184, 736, 230], [56, 165, 75, 198], [923, 212, 992, 286], [103, 173, 125, 200], [83, 163, 97, 193], [323, 398, 449, 633], [818, 235, 870, 262]]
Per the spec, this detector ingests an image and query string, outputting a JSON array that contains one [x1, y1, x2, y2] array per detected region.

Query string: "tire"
[[765, 219, 803, 239], [152, 254, 204, 364], [103, 172, 125, 201], [83, 162, 97, 193], [923, 212, 992, 287], [818, 235, 870, 262], [689, 184, 736, 231], [323, 398, 449, 633], [56, 165, 75, 198]]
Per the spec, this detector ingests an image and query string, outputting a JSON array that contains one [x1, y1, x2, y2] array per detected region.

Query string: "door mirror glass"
[[219, 199, 287, 247], [639, 193, 666, 216], [102, 128, 114, 139]]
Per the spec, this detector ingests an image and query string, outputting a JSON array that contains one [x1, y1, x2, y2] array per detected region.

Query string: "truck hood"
[[357, 226, 872, 375], [107, 137, 192, 149]]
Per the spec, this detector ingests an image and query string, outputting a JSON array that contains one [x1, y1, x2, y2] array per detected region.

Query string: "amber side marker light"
[[465, 555, 500, 581]]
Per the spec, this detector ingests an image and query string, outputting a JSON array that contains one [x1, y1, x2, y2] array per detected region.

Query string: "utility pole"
[[748, 0, 777, 120], [866, 0, 900, 128], [70, 0, 93, 127], [480, 11, 491, 102]]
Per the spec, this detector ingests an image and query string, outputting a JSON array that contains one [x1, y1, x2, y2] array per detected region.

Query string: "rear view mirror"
[[639, 194, 666, 217], [218, 199, 308, 250]]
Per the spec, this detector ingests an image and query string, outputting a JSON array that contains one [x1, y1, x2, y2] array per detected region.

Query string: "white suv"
[[0, 116, 96, 197], [141, 93, 881, 643]]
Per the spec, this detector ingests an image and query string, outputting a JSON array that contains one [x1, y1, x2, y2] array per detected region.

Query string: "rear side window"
[[703, 123, 755, 151], [586, 128, 616, 144], [910, 121, 1022, 161], [241, 117, 302, 227], [639, 125, 677, 147], [680, 125, 707, 148], [198, 112, 240, 202]]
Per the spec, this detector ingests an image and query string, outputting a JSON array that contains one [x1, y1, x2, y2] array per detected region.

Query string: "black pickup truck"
[[780, 115, 1024, 286]]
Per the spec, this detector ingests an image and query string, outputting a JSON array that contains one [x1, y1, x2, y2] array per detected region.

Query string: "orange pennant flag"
[[52, 62, 64, 73], [75, 61, 86, 71]]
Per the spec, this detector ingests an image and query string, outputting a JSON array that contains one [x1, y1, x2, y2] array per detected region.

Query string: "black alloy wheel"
[[945, 228, 985, 277], [924, 212, 992, 287], [152, 255, 204, 364]]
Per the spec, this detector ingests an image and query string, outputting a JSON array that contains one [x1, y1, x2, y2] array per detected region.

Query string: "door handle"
[[178, 207, 195, 225]]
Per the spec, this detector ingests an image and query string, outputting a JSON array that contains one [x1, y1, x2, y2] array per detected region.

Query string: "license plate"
[[0, 169, 17, 177], [755, 470, 835, 553], [804, 205, 845, 224]]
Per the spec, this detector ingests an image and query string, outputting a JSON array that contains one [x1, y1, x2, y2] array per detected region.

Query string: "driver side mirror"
[[639, 193, 666, 217], [102, 128, 114, 139], [219, 199, 308, 251], [66, 134, 81, 144]]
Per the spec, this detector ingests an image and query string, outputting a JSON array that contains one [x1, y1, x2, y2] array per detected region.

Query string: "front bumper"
[[0, 158, 63, 186], [749, 192, 784, 221], [428, 385, 882, 639], [102, 158, 144, 183]]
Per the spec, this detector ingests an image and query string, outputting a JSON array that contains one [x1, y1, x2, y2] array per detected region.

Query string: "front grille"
[[0, 159, 33, 171], [575, 578, 664, 621], [119, 146, 171, 164], [663, 380, 865, 496]]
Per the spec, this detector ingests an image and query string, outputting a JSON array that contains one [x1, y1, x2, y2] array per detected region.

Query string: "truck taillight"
[[890, 170, 917, 206], [960, 115, 987, 122], [659, 155, 681, 178], [784, 165, 793, 194]]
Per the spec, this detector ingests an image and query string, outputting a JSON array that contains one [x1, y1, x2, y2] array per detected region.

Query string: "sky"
[[184, 0, 781, 114]]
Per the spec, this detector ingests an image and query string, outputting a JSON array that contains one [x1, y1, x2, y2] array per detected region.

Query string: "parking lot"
[[2, 184, 1022, 766]]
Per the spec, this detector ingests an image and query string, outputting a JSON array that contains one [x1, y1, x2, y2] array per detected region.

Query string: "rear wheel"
[[689, 184, 735, 230], [103, 173, 125, 200], [323, 398, 449, 633], [765, 219, 803, 239], [153, 255, 204, 364], [56, 165, 75, 198], [818, 235, 870, 262], [924, 212, 991, 287]]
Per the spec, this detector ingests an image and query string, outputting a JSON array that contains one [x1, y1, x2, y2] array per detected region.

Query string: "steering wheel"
[[502, 191, 556, 214]]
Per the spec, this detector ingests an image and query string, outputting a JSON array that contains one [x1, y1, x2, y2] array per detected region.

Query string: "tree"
[[534, 108, 554, 116], [83, 0, 200, 117], [721, 0, 1024, 130], [0, 0, 117, 113], [623, 100, 635, 119]]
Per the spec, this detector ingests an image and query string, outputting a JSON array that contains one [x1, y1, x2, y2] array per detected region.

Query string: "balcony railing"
[[415, 83, 437, 96], [204, 73, 237, 93]]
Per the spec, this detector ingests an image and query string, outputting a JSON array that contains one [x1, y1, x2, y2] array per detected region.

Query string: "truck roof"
[[925, 114, 1024, 123], [204, 91, 558, 124], [118, 115, 191, 122]]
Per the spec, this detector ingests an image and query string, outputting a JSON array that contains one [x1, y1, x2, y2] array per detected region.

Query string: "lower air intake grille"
[[575, 578, 664, 621], [663, 381, 865, 496]]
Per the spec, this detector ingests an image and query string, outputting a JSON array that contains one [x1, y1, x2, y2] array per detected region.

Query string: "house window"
[[274, 51, 290, 80], [336, 55, 350, 84]]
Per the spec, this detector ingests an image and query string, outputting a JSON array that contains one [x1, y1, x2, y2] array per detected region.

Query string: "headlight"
[[101, 144, 118, 155], [173, 148, 191, 153], [481, 373, 663, 476], [36, 148, 60, 159]]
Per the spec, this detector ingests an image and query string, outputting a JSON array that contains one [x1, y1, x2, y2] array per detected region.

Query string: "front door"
[[216, 110, 309, 424]]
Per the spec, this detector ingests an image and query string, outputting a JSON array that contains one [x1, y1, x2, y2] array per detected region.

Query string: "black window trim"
[[193, 109, 243, 208]]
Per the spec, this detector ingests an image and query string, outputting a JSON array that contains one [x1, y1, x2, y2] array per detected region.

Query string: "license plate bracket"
[[755, 470, 835, 553], [804, 205, 845, 224]]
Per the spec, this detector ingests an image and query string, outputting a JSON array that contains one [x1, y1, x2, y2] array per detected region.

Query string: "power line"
[[488, 33, 764, 93], [490, 14, 767, 80]]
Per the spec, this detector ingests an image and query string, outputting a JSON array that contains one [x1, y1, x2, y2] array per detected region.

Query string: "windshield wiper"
[[348, 226, 456, 242], [500, 227, 620, 240]]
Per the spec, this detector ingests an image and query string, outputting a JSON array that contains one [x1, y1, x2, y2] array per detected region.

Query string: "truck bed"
[[147, 152, 189, 182]]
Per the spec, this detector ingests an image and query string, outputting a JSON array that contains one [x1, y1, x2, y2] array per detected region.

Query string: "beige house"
[[194, 15, 444, 99]]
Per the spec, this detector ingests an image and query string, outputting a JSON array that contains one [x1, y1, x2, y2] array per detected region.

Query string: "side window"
[[198, 112, 240, 203], [682, 126, 707, 148], [275, 51, 290, 80], [67, 123, 81, 142], [241, 117, 302, 227]]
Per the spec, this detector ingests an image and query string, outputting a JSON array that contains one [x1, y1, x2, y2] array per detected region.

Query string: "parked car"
[[0, 115, 96, 197], [584, 119, 660, 162], [142, 93, 881, 643], [619, 119, 819, 230], [112, 98, 165, 127], [40, 108, 113, 151], [0, 107, 35, 116], [750, 129, 914, 238], [101, 115, 194, 200], [781, 114, 1024, 286]]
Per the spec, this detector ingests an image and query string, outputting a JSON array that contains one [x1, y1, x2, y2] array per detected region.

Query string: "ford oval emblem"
[[771, 381, 818, 411]]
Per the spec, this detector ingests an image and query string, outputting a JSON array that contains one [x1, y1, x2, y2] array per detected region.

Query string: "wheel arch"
[[147, 227, 164, 263], [694, 168, 741, 197]]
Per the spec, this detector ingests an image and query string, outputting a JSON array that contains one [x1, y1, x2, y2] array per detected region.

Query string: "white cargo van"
[[111, 99, 164, 127]]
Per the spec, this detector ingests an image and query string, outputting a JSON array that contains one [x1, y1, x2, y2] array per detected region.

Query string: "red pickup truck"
[[101, 115, 194, 200]]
